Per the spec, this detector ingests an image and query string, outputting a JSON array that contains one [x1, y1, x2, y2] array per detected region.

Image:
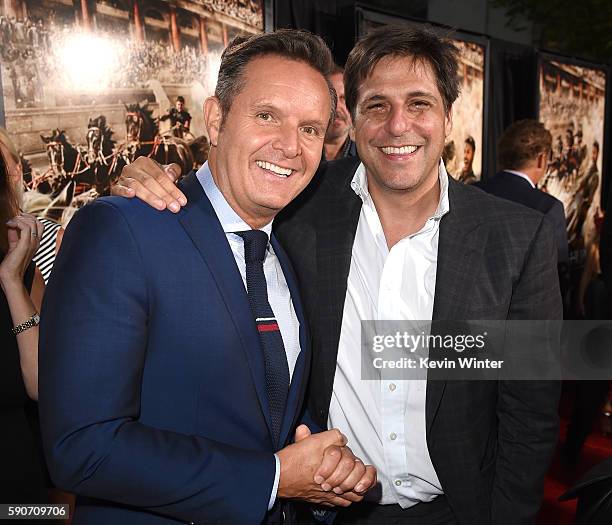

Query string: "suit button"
[[389, 383, 397, 391], [394, 479, 402, 487]]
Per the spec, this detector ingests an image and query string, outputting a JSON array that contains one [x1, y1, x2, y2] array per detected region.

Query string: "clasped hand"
[[277, 425, 377, 507]]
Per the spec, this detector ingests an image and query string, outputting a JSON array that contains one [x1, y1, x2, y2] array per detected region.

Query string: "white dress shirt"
[[196, 162, 301, 509], [328, 160, 450, 507], [505, 169, 536, 188]]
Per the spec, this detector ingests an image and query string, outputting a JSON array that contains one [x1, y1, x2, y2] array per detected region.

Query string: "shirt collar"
[[504, 170, 536, 188], [195, 162, 273, 236], [350, 159, 450, 220]]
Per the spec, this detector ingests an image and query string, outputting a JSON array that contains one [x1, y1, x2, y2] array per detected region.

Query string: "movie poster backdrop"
[[537, 54, 607, 311], [357, 7, 487, 184], [0, 0, 264, 227]]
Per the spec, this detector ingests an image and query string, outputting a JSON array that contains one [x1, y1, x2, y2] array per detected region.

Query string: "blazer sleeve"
[[491, 215, 562, 525], [546, 199, 569, 265], [39, 200, 275, 525]]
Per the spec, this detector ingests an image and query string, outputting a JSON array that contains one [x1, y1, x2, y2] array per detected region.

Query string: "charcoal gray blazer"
[[274, 157, 562, 525]]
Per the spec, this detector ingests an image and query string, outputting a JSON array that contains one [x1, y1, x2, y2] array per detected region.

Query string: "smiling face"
[[352, 55, 452, 196], [206, 55, 331, 228], [463, 141, 474, 171]]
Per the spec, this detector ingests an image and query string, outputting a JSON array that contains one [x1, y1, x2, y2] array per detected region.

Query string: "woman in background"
[[0, 129, 46, 504]]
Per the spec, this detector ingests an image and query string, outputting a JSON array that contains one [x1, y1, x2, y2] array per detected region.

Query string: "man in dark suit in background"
[[475, 119, 569, 267], [39, 30, 376, 525], [114, 26, 562, 525]]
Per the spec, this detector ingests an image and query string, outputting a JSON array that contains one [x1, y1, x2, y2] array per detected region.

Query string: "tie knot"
[[236, 230, 269, 263]]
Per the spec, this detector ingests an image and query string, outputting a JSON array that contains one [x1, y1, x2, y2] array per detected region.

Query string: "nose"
[[337, 99, 350, 120], [385, 105, 410, 137], [272, 124, 301, 158]]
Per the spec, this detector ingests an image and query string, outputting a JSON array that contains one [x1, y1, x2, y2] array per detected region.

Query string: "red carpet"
[[537, 387, 612, 525]]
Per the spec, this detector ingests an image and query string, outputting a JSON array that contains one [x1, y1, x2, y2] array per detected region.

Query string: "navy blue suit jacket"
[[39, 172, 310, 525], [475, 171, 569, 264]]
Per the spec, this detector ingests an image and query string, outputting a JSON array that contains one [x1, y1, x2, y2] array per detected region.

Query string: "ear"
[[444, 106, 453, 139], [537, 151, 547, 169], [204, 97, 223, 147]]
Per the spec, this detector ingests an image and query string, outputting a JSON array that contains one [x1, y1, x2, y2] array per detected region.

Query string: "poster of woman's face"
[[538, 58, 607, 266], [0, 0, 263, 224]]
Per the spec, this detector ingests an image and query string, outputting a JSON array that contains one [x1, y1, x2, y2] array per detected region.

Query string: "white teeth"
[[381, 145, 418, 155], [256, 160, 292, 177]]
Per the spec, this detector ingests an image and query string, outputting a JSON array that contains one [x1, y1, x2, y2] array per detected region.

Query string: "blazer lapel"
[[427, 178, 486, 433], [271, 234, 312, 447], [177, 173, 274, 443], [315, 179, 363, 414]]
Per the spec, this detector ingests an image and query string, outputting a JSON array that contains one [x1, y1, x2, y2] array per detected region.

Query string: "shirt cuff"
[[268, 453, 281, 510]]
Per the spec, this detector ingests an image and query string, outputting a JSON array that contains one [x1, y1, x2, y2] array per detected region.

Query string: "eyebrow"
[[252, 102, 327, 129], [300, 118, 327, 130], [252, 102, 278, 112], [361, 91, 438, 105]]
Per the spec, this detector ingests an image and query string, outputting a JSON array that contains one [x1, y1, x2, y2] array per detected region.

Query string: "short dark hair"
[[215, 29, 337, 125], [465, 135, 475, 152], [344, 25, 460, 119], [497, 119, 552, 171], [176, 96, 185, 103]]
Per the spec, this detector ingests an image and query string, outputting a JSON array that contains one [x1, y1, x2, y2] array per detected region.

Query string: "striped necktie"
[[236, 230, 290, 445]]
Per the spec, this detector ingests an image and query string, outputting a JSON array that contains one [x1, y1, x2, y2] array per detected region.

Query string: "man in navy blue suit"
[[475, 119, 569, 266], [39, 30, 375, 525]]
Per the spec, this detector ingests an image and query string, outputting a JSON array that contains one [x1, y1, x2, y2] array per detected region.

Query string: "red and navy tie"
[[236, 230, 290, 446]]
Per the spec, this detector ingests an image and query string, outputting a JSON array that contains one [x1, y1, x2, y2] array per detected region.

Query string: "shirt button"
[[394, 479, 402, 487], [389, 432, 397, 440], [389, 383, 396, 391]]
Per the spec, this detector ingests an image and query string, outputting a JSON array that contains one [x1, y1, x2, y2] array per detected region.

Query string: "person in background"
[[0, 129, 64, 284], [0, 125, 46, 507], [475, 120, 569, 301], [322, 65, 357, 161]]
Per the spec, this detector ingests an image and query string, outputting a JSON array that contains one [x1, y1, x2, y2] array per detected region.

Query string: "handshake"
[[277, 425, 377, 507]]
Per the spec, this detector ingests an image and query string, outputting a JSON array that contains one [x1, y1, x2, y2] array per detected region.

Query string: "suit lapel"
[[316, 178, 363, 411], [177, 173, 274, 443], [427, 178, 485, 433], [271, 234, 311, 447]]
